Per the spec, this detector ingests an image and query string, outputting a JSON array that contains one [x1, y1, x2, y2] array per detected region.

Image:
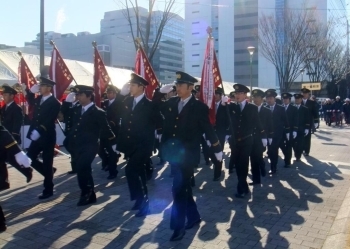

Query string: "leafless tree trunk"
[[255, 8, 316, 92], [118, 0, 177, 62]]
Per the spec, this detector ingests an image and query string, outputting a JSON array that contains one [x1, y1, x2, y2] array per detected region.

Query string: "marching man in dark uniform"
[[0, 86, 32, 189], [117, 73, 157, 217], [224, 84, 264, 196], [67, 85, 116, 206], [293, 94, 310, 161], [161, 71, 223, 241], [61, 87, 80, 174], [265, 89, 289, 174], [25, 77, 61, 199], [99, 85, 121, 179], [250, 89, 272, 185], [280, 93, 298, 168], [301, 87, 319, 156], [0, 125, 32, 232]]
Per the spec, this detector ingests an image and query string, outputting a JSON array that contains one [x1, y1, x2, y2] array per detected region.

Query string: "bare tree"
[[255, 8, 317, 92], [117, 0, 178, 61]]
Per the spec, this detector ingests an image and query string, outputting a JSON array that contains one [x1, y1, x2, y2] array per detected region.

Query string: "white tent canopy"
[[0, 50, 133, 90]]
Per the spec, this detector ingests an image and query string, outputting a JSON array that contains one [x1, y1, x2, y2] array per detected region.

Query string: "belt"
[[237, 134, 252, 142]]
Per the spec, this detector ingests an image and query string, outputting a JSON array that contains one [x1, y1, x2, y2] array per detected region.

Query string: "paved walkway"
[[1, 123, 350, 249]]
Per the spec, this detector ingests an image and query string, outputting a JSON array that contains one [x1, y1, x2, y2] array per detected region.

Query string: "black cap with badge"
[[129, 73, 149, 86], [265, 89, 277, 98], [294, 93, 303, 99], [39, 77, 56, 86], [281, 93, 293, 99], [233, 84, 250, 93], [0, 85, 17, 95], [215, 87, 224, 95], [301, 87, 310, 93], [75, 85, 94, 94], [174, 71, 198, 85], [252, 89, 265, 98], [106, 85, 120, 93]]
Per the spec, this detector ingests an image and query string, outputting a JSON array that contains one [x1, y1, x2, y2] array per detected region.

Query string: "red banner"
[[18, 57, 37, 119], [49, 46, 74, 100], [200, 37, 222, 125], [93, 46, 110, 107], [134, 47, 159, 99]]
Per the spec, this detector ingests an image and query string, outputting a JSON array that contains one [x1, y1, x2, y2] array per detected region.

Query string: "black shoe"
[[67, 171, 76, 174], [304, 153, 309, 156], [295, 158, 301, 162], [107, 174, 117, 180], [25, 168, 33, 183], [213, 177, 220, 181], [38, 192, 53, 199], [135, 198, 149, 217], [131, 198, 143, 210], [170, 229, 185, 241], [268, 170, 276, 175], [0, 183, 10, 192], [248, 182, 260, 186], [0, 224, 6, 233], [185, 218, 201, 229], [77, 191, 96, 206], [53, 167, 57, 175], [229, 169, 233, 174], [205, 161, 211, 166], [284, 164, 291, 168]]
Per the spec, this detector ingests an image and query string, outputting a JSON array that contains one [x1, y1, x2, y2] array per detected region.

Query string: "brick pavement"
[[1, 123, 350, 249]]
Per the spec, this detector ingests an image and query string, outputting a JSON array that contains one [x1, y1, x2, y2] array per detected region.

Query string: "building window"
[[192, 21, 199, 24], [110, 19, 115, 21], [192, 43, 199, 45], [215, 39, 218, 41], [110, 26, 115, 28], [216, 50, 219, 53], [192, 54, 199, 56], [192, 32, 199, 35], [192, 65, 199, 67], [192, 1, 200, 4], [192, 11, 199, 13]]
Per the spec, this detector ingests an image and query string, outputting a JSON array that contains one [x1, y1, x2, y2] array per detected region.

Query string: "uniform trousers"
[[234, 137, 253, 195], [293, 132, 304, 160], [267, 134, 283, 172], [200, 137, 210, 164], [210, 135, 225, 179], [0, 205, 5, 226], [250, 137, 264, 184], [74, 143, 99, 195], [125, 150, 148, 202], [98, 138, 118, 175], [170, 163, 200, 230], [27, 134, 56, 194], [280, 135, 293, 165], [63, 138, 77, 172]]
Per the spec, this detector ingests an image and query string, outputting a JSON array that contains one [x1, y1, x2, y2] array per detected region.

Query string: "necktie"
[[270, 106, 274, 112], [178, 101, 184, 113], [132, 99, 137, 110], [285, 105, 287, 111], [239, 102, 243, 111], [81, 108, 85, 115], [40, 98, 44, 105]]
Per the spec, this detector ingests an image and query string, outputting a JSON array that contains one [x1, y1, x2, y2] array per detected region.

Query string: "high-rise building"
[[185, 0, 348, 89]]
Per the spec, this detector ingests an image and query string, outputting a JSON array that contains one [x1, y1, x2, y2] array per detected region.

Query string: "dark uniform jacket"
[[269, 104, 289, 139], [294, 105, 310, 133], [1, 102, 23, 143], [67, 104, 116, 146], [117, 95, 157, 156], [0, 126, 22, 159], [25, 91, 61, 140], [214, 102, 230, 145], [302, 99, 319, 126], [343, 103, 350, 115], [285, 104, 298, 134], [161, 96, 221, 165], [229, 102, 265, 143], [61, 101, 80, 134], [256, 105, 273, 140], [101, 98, 122, 137], [332, 100, 343, 112]]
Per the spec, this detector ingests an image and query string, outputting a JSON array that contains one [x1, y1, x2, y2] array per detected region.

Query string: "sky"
[[0, 0, 185, 47]]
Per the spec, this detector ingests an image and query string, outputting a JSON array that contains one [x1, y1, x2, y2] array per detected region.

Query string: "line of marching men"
[[0, 71, 319, 241]]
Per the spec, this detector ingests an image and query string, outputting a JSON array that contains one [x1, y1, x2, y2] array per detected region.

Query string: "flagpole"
[[50, 40, 78, 85], [207, 28, 236, 145], [17, 51, 27, 150]]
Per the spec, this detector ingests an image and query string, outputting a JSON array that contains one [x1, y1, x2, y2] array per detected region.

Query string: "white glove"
[[214, 151, 223, 161], [262, 138, 267, 147], [65, 92, 76, 103], [304, 129, 309, 136], [158, 134, 162, 143], [160, 84, 174, 94], [120, 83, 130, 96], [30, 130, 40, 141], [292, 131, 297, 139], [30, 84, 40, 93], [314, 123, 318, 129], [268, 138, 273, 145], [225, 135, 230, 142], [15, 151, 32, 168], [112, 144, 116, 151], [286, 133, 290, 141], [221, 96, 229, 105], [203, 134, 206, 140], [207, 140, 211, 146]]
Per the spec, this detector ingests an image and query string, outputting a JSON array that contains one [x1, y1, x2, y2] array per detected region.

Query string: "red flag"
[[200, 37, 222, 125], [49, 46, 74, 100], [18, 57, 37, 119], [93, 46, 110, 107], [134, 47, 159, 99]]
